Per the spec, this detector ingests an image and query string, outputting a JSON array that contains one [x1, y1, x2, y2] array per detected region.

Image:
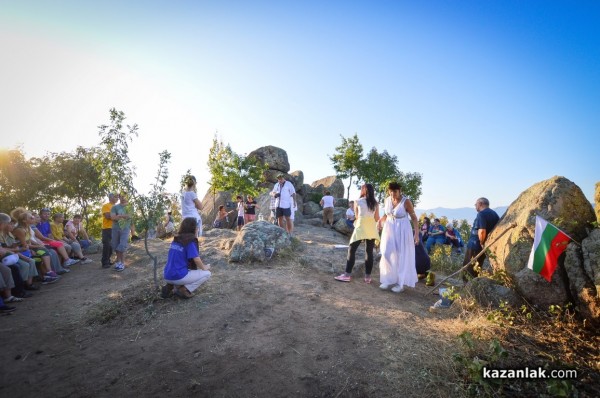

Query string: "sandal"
[[364, 275, 372, 284]]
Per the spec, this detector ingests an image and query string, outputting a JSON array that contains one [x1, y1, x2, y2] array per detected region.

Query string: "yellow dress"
[[349, 198, 379, 245]]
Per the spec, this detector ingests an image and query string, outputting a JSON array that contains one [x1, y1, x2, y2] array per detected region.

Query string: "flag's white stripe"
[[527, 216, 547, 270]]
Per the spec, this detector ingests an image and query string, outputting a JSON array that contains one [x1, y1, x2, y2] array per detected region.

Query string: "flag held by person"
[[527, 216, 573, 282]]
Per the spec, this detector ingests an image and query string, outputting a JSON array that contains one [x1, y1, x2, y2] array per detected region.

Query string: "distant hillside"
[[415, 206, 508, 222]]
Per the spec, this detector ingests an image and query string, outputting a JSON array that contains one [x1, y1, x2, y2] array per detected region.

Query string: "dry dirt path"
[[1, 223, 467, 398]]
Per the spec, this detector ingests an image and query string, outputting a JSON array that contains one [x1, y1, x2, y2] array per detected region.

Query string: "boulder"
[[248, 146, 290, 173], [263, 169, 290, 184], [289, 170, 304, 192], [309, 176, 345, 199], [464, 277, 523, 309], [302, 201, 321, 217], [315, 207, 348, 224], [229, 221, 292, 263], [200, 189, 237, 230], [335, 198, 349, 209], [487, 176, 596, 316], [333, 218, 354, 237], [566, 229, 600, 323]]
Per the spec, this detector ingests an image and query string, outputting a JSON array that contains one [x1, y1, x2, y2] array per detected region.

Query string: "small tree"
[[356, 148, 399, 202], [134, 150, 172, 288], [329, 133, 363, 199], [207, 136, 267, 198]]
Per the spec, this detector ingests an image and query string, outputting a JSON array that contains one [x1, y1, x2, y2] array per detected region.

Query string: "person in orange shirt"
[[101, 193, 118, 268]]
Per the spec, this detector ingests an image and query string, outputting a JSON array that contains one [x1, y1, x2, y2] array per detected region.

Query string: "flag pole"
[[424, 222, 517, 295]]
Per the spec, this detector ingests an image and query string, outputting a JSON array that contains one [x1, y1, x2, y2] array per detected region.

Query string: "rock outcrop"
[[487, 176, 597, 321], [229, 221, 292, 263], [309, 176, 345, 199], [595, 181, 600, 223], [248, 146, 290, 175], [464, 277, 523, 308]]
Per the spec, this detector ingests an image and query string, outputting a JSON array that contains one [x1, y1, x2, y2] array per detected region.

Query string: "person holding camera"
[[270, 173, 296, 234]]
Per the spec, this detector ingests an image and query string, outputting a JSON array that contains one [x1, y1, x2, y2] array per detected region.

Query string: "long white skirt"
[[379, 217, 418, 288]]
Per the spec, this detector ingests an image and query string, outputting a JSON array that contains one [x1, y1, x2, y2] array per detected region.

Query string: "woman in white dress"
[[378, 182, 420, 292], [181, 175, 203, 237]]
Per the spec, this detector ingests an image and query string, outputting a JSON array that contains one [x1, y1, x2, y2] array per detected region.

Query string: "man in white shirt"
[[320, 190, 335, 228], [270, 173, 296, 234]]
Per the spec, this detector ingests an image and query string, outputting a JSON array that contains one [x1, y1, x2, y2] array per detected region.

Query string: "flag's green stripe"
[[532, 225, 559, 273]]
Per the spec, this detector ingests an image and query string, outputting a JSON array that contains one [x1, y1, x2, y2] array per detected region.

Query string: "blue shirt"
[[163, 241, 199, 281], [37, 221, 51, 238], [467, 208, 500, 250]]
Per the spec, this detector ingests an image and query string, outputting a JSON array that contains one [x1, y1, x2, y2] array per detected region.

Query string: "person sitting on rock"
[[345, 201, 355, 229], [444, 222, 463, 254], [425, 218, 446, 253], [213, 205, 233, 229], [161, 217, 211, 299]]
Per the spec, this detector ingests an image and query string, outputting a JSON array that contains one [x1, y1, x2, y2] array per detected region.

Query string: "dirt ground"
[[0, 223, 500, 397]]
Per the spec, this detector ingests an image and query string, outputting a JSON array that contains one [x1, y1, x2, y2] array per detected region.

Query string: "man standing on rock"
[[463, 197, 499, 281], [271, 173, 296, 235]]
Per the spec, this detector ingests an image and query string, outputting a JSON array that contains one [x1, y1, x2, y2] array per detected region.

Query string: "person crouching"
[[162, 217, 211, 299]]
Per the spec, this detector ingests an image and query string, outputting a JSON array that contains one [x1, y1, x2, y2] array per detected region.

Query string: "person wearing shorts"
[[236, 196, 245, 231], [110, 193, 133, 272], [271, 174, 296, 234]]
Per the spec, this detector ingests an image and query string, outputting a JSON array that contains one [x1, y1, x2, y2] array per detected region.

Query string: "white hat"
[[1, 253, 19, 266]]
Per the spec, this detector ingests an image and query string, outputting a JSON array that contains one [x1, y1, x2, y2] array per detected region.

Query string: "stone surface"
[[302, 201, 321, 217], [229, 221, 292, 263], [333, 218, 354, 237], [200, 189, 237, 230], [486, 176, 596, 319], [248, 146, 290, 173], [564, 238, 600, 323], [309, 176, 345, 199], [595, 181, 600, 224], [464, 277, 523, 309]]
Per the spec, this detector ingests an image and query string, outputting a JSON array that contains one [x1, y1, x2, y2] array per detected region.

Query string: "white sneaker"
[[114, 262, 125, 272], [391, 285, 405, 293], [64, 258, 79, 267], [80, 258, 93, 265], [379, 283, 390, 290]]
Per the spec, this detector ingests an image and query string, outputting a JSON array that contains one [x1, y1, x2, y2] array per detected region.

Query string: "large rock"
[[488, 176, 596, 315], [309, 176, 345, 199], [289, 170, 304, 193], [200, 189, 237, 230], [565, 234, 600, 323], [464, 277, 523, 309], [248, 146, 290, 173], [315, 207, 348, 224], [229, 221, 292, 263], [303, 201, 321, 217], [333, 218, 354, 237]]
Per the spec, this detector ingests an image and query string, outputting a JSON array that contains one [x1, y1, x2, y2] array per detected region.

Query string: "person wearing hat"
[[101, 192, 119, 268], [270, 173, 296, 234]]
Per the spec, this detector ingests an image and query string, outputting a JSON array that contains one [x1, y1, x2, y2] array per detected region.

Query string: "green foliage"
[[329, 133, 363, 199], [356, 147, 399, 201], [0, 148, 47, 212], [486, 301, 517, 327], [453, 332, 508, 395], [429, 244, 463, 275], [94, 108, 138, 196], [207, 136, 267, 197]]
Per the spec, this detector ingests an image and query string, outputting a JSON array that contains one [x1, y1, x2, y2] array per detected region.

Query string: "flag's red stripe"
[[539, 231, 570, 282]]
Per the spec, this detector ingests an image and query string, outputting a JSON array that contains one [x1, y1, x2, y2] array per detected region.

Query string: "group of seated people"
[[420, 217, 463, 254], [0, 207, 96, 314]]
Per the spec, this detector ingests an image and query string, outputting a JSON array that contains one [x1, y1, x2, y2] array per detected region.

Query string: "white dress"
[[379, 196, 418, 288]]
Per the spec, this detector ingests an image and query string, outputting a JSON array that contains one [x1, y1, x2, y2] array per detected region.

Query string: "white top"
[[237, 201, 245, 217], [321, 195, 335, 208], [346, 208, 355, 220], [272, 180, 296, 209], [181, 190, 200, 220], [356, 197, 375, 218]]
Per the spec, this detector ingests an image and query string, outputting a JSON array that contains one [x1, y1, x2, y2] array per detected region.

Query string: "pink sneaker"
[[334, 274, 351, 282]]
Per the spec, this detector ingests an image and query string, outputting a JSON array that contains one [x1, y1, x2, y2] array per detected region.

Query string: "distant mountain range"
[[415, 206, 508, 222]]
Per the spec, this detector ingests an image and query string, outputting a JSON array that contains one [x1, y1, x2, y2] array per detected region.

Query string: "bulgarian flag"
[[527, 216, 572, 282]]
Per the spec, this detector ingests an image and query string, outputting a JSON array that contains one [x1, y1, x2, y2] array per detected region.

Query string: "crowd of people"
[[334, 181, 500, 294], [1, 171, 500, 313]]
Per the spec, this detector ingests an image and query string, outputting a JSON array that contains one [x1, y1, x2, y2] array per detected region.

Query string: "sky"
[[1, 0, 598, 209]]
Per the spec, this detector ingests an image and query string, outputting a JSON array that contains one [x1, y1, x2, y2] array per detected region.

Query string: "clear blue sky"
[[1, 0, 598, 209]]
